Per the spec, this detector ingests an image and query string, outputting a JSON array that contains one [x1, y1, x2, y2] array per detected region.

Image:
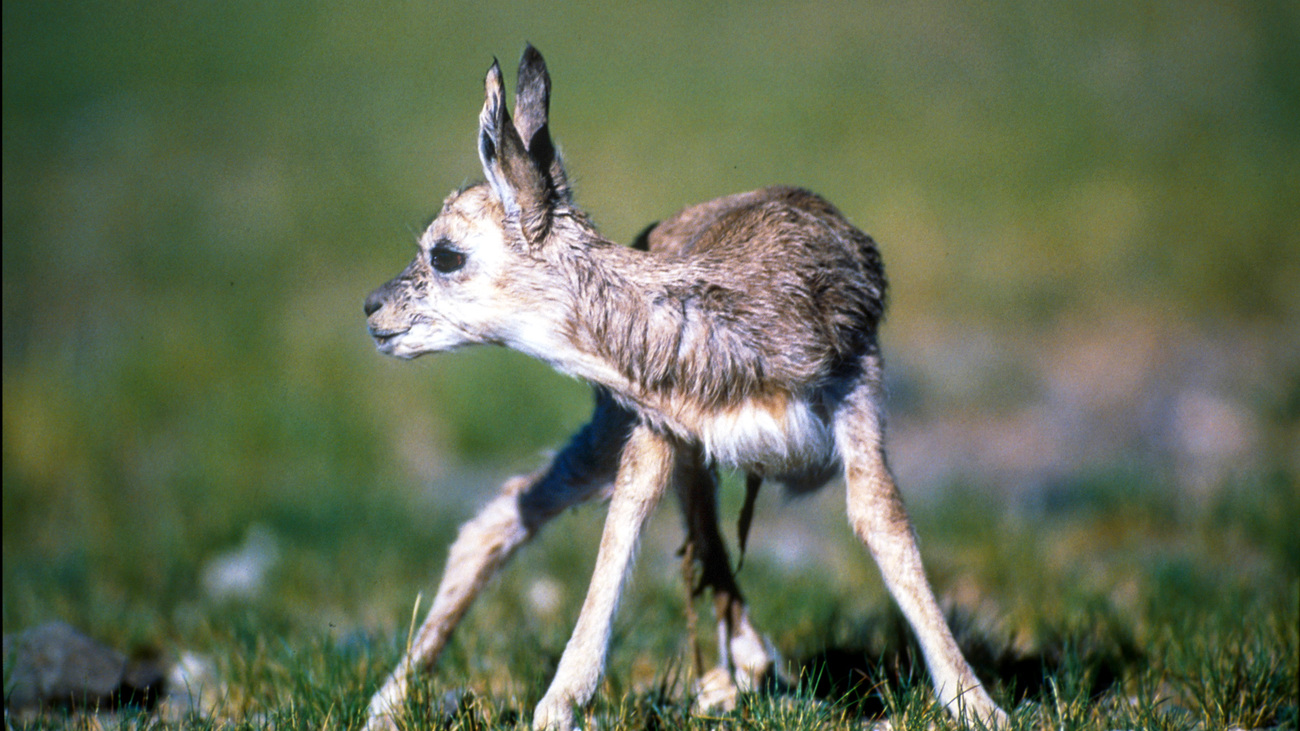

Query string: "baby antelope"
[[363, 45, 1007, 730]]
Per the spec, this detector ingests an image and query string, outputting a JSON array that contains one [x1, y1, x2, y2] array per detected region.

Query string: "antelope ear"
[[513, 44, 569, 200], [513, 45, 551, 155], [478, 58, 552, 247]]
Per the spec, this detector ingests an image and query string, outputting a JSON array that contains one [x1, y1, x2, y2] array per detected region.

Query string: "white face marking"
[[367, 187, 626, 391], [369, 186, 563, 358]]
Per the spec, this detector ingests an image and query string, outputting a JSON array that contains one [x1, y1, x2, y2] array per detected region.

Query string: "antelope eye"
[[429, 244, 466, 274]]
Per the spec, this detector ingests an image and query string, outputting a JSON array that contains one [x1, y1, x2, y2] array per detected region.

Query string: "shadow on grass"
[[795, 605, 1142, 720]]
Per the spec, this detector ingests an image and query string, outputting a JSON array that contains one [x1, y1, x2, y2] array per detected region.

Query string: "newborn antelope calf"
[[363, 45, 1006, 730]]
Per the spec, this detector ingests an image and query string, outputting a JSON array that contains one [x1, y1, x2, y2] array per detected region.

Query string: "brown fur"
[[560, 186, 886, 410]]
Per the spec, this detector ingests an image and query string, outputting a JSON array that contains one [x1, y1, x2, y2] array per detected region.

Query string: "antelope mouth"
[[368, 326, 407, 348]]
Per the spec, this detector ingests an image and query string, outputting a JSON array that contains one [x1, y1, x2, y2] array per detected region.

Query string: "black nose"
[[363, 289, 385, 317]]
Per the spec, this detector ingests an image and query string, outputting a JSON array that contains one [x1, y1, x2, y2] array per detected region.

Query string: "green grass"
[[4, 1, 1299, 729], [4, 467, 1296, 729]]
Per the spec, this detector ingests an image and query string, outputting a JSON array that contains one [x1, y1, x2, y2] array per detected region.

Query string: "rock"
[[433, 688, 470, 722], [201, 524, 281, 601], [2, 622, 166, 713], [159, 651, 224, 721]]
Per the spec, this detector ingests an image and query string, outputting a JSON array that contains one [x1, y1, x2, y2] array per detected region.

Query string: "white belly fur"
[[692, 394, 834, 472]]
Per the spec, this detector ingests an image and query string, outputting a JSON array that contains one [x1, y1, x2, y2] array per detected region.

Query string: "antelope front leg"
[[533, 424, 674, 731], [365, 391, 639, 731], [837, 386, 1007, 729], [367, 392, 634, 730], [364, 475, 536, 730]]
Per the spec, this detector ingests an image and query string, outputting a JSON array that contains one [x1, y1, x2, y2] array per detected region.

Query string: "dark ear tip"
[[520, 43, 546, 69], [484, 58, 505, 97]]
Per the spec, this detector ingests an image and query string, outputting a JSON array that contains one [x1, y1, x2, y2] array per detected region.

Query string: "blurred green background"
[[3, 0, 1297, 660]]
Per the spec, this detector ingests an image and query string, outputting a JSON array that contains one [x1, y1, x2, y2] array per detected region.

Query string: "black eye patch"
[[429, 242, 467, 274]]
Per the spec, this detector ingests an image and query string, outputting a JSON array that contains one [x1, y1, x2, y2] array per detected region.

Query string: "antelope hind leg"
[[674, 455, 777, 706], [836, 376, 1007, 728]]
